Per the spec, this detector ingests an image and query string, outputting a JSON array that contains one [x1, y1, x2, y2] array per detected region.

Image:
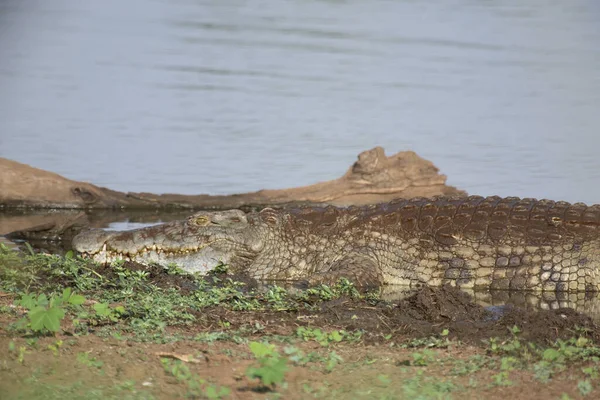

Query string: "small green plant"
[[246, 341, 288, 388], [296, 326, 361, 346], [331, 278, 360, 298], [17, 346, 27, 364], [377, 374, 391, 386], [7, 341, 28, 364], [499, 356, 520, 371], [204, 384, 231, 399], [450, 355, 490, 376], [484, 325, 539, 362], [410, 349, 437, 366], [77, 352, 104, 369], [582, 365, 599, 379], [578, 380, 593, 397], [282, 346, 342, 373], [403, 328, 451, 349], [401, 370, 458, 398], [111, 261, 151, 286], [161, 358, 230, 398], [532, 360, 554, 382], [299, 278, 361, 302], [93, 302, 126, 322], [210, 262, 230, 275], [47, 339, 63, 356], [263, 285, 293, 311], [194, 331, 230, 343], [15, 288, 85, 334], [283, 346, 309, 365], [165, 263, 188, 275], [490, 371, 513, 387], [324, 350, 343, 373]]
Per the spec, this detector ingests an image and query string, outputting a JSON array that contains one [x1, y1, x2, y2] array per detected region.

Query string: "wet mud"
[[126, 264, 600, 346]]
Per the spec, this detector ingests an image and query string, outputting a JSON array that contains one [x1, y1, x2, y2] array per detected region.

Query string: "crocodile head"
[[72, 210, 265, 274]]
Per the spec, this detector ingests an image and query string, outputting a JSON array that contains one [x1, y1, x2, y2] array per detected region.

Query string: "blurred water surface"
[[1, 0, 600, 203]]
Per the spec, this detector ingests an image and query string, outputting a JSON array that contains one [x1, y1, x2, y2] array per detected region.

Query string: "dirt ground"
[[1, 331, 597, 400], [102, 264, 600, 346], [2, 265, 600, 399]]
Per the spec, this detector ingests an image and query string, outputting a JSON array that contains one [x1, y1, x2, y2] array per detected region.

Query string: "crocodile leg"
[[307, 253, 383, 287]]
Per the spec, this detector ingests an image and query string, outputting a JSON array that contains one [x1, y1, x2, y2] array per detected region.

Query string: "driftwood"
[[1, 147, 464, 211], [1, 147, 465, 242]]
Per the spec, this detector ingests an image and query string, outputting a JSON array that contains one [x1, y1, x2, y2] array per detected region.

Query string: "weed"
[[485, 325, 540, 364], [410, 349, 437, 366], [402, 329, 451, 349], [582, 365, 599, 379], [578, 380, 593, 396], [324, 350, 343, 373], [210, 261, 229, 275], [298, 278, 361, 302], [194, 331, 231, 343], [93, 302, 126, 321], [490, 371, 513, 387], [7, 341, 28, 364], [283, 346, 312, 365], [47, 339, 63, 356], [15, 288, 85, 334], [204, 384, 231, 399], [160, 358, 230, 398], [450, 355, 490, 376], [499, 356, 520, 371], [296, 326, 361, 346], [532, 360, 555, 383], [246, 341, 288, 388], [263, 285, 293, 311], [17, 346, 27, 363], [377, 374, 391, 386], [401, 370, 458, 399], [77, 352, 104, 369]]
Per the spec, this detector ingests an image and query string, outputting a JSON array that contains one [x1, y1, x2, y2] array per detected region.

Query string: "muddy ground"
[[2, 262, 600, 399], [93, 264, 600, 346]]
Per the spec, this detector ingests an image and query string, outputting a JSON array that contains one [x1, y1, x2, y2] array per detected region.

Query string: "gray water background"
[[1, 0, 600, 204]]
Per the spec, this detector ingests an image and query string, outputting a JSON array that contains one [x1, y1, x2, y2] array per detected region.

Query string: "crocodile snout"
[[72, 229, 115, 254]]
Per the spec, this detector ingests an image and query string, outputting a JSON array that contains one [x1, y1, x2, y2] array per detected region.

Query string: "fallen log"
[[0, 147, 464, 211]]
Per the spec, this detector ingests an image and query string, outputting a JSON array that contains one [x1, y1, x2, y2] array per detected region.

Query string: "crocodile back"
[[339, 196, 600, 246]]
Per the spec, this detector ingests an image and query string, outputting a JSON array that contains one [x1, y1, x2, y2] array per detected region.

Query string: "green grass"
[[3, 243, 600, 399], [0, 243, 378, 339], [7, 380, 154, 400]]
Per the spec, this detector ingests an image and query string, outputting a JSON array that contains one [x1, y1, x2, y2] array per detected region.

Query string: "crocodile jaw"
[[72, 210, 259, 274], [84, 243, 232, 274]]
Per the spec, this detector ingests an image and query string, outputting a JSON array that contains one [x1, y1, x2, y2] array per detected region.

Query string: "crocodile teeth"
[[102, 243, 107, 252]]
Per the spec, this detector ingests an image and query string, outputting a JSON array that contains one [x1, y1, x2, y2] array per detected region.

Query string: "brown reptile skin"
[[74, 195, 600, 292], [247, 195, 600, 291]]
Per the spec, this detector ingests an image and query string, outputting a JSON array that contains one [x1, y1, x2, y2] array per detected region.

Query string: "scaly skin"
[[72, 196, 600, 292]]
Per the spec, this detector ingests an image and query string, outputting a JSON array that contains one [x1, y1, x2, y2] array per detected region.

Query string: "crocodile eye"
[[192, 216, 210, 226]]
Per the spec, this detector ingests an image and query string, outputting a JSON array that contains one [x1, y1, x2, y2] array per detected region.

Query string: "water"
[[1, 0, 600, 203]]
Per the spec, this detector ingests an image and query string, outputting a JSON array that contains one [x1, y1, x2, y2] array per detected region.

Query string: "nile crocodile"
[[72, 195, 600, 292]]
